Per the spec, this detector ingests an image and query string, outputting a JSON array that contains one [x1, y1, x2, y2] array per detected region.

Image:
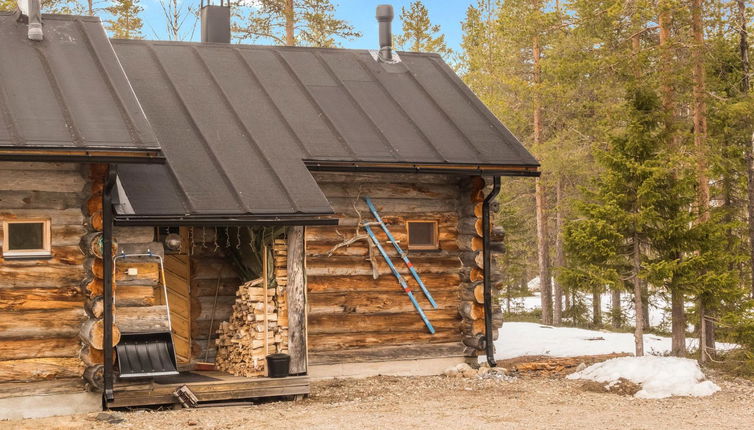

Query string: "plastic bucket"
[[266, 353, 291, 378]]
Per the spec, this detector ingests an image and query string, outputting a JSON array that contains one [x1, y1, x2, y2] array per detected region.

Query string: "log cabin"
[[0, 1, 538, 418]]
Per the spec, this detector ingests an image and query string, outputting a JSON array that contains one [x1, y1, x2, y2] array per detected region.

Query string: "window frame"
[[2, 219, 52, 259], [406, 220, 440, 251]]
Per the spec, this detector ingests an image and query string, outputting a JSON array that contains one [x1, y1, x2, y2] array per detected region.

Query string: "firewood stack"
[[79, 164, 120, 391], [215, 272, 288, 377], [457, 176, 505, 357]]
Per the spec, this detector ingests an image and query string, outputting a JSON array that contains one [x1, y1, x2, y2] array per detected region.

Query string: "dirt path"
[[3, 374, 753, 430]]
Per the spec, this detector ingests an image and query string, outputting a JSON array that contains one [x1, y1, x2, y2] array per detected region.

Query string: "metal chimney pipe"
[[376, 5, 394, 62], [200, 1, 231, 44], [18, 0, 43, 41]]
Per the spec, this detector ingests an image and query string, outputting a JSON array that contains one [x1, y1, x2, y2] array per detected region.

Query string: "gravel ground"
[[2, 373, 753, 430]]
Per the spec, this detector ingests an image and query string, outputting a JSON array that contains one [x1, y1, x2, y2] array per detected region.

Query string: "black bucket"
[[266, 353, 291, 378]]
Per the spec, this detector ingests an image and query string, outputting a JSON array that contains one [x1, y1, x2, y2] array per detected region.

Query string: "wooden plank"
[[0, 285, 84, 311], [308, 329, 458, 352], [0, 191, 83, 210], [312, 172, 457, 185], [308, 289, 458, 314], [0, 170, 86, 192], [0, 309, 86, 340], [0, 358, 84, 382], [0, 208, 84, 225], [308, 342, 465, 365], [305, 256, 460, 277], [308, 309, 460, 334], [287, 226, 307, 374], [0, 378, 85, 400], [307, 274, 461, 293], [0, 338, 79, 360]]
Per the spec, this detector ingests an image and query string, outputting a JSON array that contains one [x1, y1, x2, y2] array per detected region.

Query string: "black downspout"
[[103, 166, 117, 403], [482, 176, 501, 367]]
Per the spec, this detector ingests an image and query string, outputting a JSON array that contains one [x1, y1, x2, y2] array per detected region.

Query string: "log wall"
[[306, 172, 468, 361], [0, 162, 88, 388]]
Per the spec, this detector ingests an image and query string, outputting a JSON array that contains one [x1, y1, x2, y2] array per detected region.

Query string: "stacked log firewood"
[[457, 176, 505, 357], [79, 164, 120, 391], [215, 268, 288, 377]]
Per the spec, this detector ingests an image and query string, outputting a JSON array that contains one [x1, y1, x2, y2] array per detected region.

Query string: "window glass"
[[407, 221, 438, 249], [8, 222, 44, 250]]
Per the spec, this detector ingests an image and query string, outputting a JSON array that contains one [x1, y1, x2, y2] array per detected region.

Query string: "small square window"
[[407, 221, 439, 250], [2, 219, 51, 259]]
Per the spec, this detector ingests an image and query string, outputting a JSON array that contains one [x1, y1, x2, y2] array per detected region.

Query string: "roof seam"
[[75, 20, 143, 148], [32, 45, 85, 147], [352, 54, 449, 163], [314, 52, 400, 161], [233, 49, 312, 159], [272, 50, 358, 158], [192, 46, 301, 212], [399, 57, 483, 159], [428, 56, 537, 163], [145, 43, 247, 213], [0, 79, 24, 146]]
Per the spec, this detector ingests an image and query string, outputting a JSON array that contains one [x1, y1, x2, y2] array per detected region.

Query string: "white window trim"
[[1, 219, 52, 259]]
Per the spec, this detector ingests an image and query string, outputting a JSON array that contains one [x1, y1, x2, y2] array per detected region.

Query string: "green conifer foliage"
[[105, 0, 143, 40], [394, 1, 451, 58]]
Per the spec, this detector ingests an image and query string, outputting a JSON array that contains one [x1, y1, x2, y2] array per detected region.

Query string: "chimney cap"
[[376, 5, 394, 22]]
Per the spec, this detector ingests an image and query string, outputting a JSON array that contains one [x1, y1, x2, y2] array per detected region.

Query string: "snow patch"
[[567, 356, 720, 399], [491, 322, 737, 360]]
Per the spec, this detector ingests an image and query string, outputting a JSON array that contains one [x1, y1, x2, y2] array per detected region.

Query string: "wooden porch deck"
[[109, 371, 309, 408]]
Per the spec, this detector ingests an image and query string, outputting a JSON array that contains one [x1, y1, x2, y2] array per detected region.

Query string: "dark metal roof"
[[0, 13, 162, 161], [111, 39, 539, 222]]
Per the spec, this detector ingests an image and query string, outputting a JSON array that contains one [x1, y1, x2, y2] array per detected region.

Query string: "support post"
[[102, 166, 117, 402], [482, 177, 501, 367], [287, 226, 307, 374]]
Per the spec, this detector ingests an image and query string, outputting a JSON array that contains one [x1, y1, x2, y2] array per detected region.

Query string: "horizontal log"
[[0, 208, 84, 225], [318, 183, 459, 200], [308, 328, 459, 352], [0, 191, 83, 210], [0, 162, 81, 171], [306, 255, 461, 277], [308, 289, 459, 314], [80, 345, 115, 367], [0, 378, 85, 400], [83, 365, 104, 391], [459, 217, 483, 236], [0, 225, 88, 248], [328, 197, 458, 215], [307, 274, 461, 293], [0, 169, 86, 192], [308, 341, 465, 365], [195, 296, 236, 321], [334, 211, 459, 227], [114, 226, 155, 244], [308, 309, 460, 334], [115, 286, 155, 307], [0, 358, 84, 382], [192, 279, 242, 297], [0, 264, 84, 289], [0, 286, 84, 311], [116, 305, 171, 334], [0, 309, 86, 340], [305, 240, 459, 257], [0, 338, 79, 360], [306, 226, 457, 243], [312, 172, 458, 185]]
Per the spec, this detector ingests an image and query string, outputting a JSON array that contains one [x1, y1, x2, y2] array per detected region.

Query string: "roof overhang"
[[304, 160, 541, 177], [113, 213, 339, 227], [0, 148, 164, 163]]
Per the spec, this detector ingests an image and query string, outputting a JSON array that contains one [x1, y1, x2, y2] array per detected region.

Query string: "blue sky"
[[138, 0, 476, 51]]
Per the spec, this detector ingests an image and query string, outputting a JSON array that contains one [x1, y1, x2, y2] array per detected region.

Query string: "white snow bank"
[[567, 356, 720, 398], [492, 322, 737, 360]]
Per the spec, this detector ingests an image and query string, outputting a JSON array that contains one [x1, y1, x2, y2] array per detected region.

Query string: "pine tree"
[[233, 0, 360, 47], [105, 0, 143, 40], [394, 1, 451, 58]]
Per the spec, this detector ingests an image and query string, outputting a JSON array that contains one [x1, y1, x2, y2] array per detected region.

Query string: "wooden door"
[[164, 253, 191, 363]]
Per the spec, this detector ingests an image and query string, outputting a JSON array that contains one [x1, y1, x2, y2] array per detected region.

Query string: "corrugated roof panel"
[[0, 13, 160, 158], [111, 40, 538, 221], [239, 49, 345, 159]]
